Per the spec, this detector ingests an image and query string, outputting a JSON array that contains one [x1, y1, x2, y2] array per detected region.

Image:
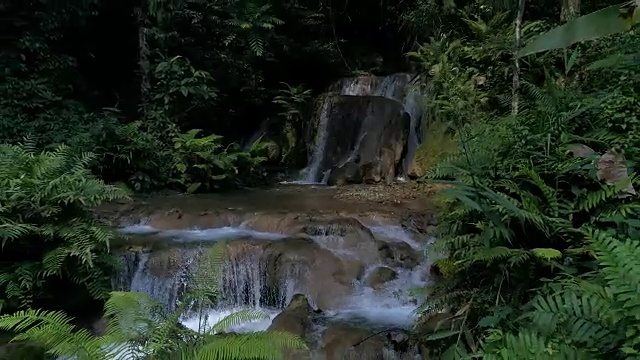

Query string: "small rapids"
[[112, 218, 430, 358]]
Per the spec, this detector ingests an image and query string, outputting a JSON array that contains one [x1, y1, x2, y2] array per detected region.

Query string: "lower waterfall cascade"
[[110, 198, 433, 359]]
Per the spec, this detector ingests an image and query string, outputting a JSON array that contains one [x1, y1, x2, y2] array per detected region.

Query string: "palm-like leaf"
[[519, 2, 640, 57]]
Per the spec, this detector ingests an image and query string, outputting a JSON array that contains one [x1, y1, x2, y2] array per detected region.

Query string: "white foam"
[[328, 265, 425, 329], [119, 225, 287, 242], [119, 224, 159, 235], [369, 225, 423, 249]]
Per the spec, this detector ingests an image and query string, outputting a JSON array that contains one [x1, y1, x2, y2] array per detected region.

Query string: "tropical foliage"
[[0, 143, 128, 312], [411, 1, 640, 359], [3, 0, 640, 358]]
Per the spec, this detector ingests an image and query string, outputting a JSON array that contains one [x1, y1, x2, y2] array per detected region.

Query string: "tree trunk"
[[561, 0, 580, 22], [511, 0, 526, 116], [135, 4, 150, 118]]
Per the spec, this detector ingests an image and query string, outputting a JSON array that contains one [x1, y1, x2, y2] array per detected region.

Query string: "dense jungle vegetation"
[[0, 0, 639, 358]]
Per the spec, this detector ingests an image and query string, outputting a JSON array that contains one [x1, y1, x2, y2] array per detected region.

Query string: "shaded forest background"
[[0, 0, 589, 193]]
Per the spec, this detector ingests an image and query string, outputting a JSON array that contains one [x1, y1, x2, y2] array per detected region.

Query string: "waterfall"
[[297, 73, 423, 183], [113, 217, 428, 358], [113, 242, 304, 313], [298, 100, 332, 183]]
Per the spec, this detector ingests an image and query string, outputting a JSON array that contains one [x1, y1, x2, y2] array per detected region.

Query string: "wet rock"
[[307, 95, 410, 184], [376, 240, 421, 269], [268, 294, 314, 338], [327, 162, 363, 186], [0, 331, 48, 360], [239, 212, 303, 234], [302, 217, 374, 238], [320, 324, 387, 360], [386, 330, 412, 353], [406, 156, 425, 179], [302, 217, 380, 263], [341, 259, 366, 281], [147, 247, 185, 278], [365, 266, 398, 289], [220, 236, 363, 309], [415, 312, 454, 335], [145, 209, 242, 230], [266, 237, 356, 309], [361, 161, 383, 184], [0, 341, 46, 360], [401, 211, 436, 235]]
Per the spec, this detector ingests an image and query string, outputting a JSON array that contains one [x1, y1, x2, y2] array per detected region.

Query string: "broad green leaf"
[[588, 52, 640, 69], [518, 3, 637, 57], [186, 182, 201, 193]]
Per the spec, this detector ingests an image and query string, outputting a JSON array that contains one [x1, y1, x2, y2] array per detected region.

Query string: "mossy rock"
[[0, 333, 46, 360]]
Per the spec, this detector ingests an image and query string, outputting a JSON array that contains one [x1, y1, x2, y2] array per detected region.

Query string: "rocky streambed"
[[100, 184, 437, 359]]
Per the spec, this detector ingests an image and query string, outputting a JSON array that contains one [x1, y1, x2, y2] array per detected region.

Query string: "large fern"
[[478, 228, 640, 359], [0, 143, 129, 310], [415, 79, 640, 358]]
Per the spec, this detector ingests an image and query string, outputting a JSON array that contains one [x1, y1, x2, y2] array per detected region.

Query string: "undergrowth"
[[411, 5, 640, 359]]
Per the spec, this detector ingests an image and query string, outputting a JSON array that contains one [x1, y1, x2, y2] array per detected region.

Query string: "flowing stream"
[[109, 189, 431, 358]]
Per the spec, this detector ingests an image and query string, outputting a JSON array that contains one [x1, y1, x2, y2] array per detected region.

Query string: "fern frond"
[[208, 309, 270, 335], [194, 331, 307, 360], [0, 309, 109, 359]]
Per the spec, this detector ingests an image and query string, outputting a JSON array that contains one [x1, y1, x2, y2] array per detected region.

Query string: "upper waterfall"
[[297, 73, 423, 184]]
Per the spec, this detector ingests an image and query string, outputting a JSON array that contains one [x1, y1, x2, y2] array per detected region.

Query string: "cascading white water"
[[114, 220, 428, 358], [127, 252, 193, 312], [297, 100, 332, 184], [296, 74, 424, 183]]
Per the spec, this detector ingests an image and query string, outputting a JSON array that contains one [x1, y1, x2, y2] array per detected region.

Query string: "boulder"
[[301, 217, 380, 263], [375, 240, 422, 269], [268, 294, 314, 338], [327, 162, 363, 186], [319, 324, 387, 360], [147, 247, 186, 278], [305, 95, 410, 184], [266, 237, 358, 309], [365, 266, 398, 289]]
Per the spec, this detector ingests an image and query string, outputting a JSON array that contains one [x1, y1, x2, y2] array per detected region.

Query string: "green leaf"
[[519, 3, 636, 57], [531, 248, 563, 261], [588, 52, 640, 69], [186, 182, 201, 193], [176, 163, 187, 173], [426, 330, 460, 341], [478, 315, 499, 328]]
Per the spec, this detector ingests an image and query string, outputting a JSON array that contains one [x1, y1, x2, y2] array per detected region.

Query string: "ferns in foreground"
[[0, 243, 307, 360], [0, 143, 129, 310], [479, 228, 640, 359], [414, 80, 640, 358]]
